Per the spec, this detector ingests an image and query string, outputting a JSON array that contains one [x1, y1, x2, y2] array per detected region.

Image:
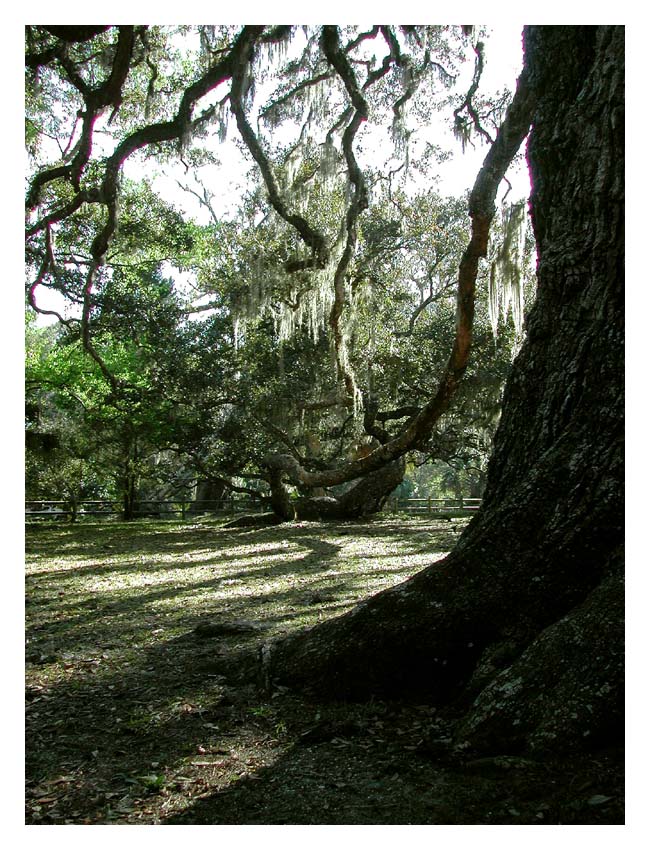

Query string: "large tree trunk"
[[254, 26, 624, 757], [294, 459, 406, 520], [189, 479, 228, 514]]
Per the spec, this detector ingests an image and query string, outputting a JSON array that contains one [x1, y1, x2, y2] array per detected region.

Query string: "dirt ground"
[[25, 516, 624, 825]]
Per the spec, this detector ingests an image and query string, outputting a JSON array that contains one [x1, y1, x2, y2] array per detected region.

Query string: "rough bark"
[[252, 26, 624, 757], [295, 459, 406, 520]]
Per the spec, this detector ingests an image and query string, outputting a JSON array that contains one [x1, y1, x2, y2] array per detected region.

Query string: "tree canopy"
[[23, 22, 625, 811], [25, 25, 536, 517]]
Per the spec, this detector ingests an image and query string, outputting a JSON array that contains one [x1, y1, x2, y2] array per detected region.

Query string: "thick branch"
[[362, 395, 392, 445], [321, 26, 372, 401], [375, 405, 422, 424], [42, 26, 111, 43], [265, 65, 536, 489], [84, 30, 242, 260], [26, 27, 136, 209]]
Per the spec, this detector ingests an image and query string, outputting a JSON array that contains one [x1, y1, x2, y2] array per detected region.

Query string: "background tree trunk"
[[294, 459, 406, 520], [256, 26, 624, 757], [268, 468, 296, 521], [190, 479, 228, 514]]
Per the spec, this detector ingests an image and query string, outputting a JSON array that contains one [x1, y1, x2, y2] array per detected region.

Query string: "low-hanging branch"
[[264, 62, 536, 489], [179, 448, 273, 502], [26, 26, 532, 499]]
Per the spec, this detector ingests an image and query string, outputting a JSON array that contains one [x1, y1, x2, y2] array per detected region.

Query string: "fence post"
[[428, 497, 431, 515], [181, 500, 186, 520]]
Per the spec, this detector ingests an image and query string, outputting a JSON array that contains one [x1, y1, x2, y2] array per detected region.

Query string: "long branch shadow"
[[27, 543, 321, 582], [26, 518, 335, 559], [25, 516, 457, 563], [25, 587, 383, 823], [25, 535, 348, 646], [25, 517, 470, 824], [25, 560, 407, 668]]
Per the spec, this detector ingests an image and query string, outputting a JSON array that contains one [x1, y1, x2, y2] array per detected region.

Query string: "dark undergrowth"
[[25, 515, 623, 825]]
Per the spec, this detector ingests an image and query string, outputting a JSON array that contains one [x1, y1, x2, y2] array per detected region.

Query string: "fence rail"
[[25, 496, 482, 522], [24, 497, 265, 522], [388, 497, 482, 516]]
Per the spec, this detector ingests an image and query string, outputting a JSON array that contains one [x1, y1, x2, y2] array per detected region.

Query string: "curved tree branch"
[[265, 63, 536, 489], [321, 26, 372, 403], [229, 29, 330, 270], [26, 26, 137, 210], [26, 27, 255, 397]]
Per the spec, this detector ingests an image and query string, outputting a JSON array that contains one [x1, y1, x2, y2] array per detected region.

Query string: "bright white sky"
[[436, 23, 528, 198], [153, 23, 528, 216]]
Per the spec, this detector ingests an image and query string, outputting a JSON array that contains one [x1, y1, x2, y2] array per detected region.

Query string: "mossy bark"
[[256, 26, 624, 756]]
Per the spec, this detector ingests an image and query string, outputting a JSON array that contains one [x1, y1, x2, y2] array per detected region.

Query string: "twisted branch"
[[265, 63, 536, 488]]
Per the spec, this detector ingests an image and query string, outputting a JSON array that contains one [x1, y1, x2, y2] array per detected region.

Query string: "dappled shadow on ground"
[[25, 517, 455, 823], [164, 711, 624, 825], [25, 516, 623, 824]]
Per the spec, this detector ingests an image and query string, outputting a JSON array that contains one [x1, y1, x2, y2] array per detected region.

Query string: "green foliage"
[[24, 25, 534, 506]]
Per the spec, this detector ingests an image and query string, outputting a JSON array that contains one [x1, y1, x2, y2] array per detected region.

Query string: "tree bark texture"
[[254, 26, 624, 757], [295, 459, 406, 520]]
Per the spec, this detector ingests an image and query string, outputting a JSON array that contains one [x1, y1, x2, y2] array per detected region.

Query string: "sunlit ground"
[[25, 515, 465, 823]]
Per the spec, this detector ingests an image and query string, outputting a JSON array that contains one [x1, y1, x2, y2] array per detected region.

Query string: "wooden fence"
[[25, 496, 482, 522], [24, 497, 264, 522], [388, 496, 482, 517]]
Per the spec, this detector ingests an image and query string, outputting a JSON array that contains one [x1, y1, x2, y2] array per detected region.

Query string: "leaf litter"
[[25, 516, 623, 824]]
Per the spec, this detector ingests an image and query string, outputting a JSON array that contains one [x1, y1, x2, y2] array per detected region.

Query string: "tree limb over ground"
[[263, 65, 536, 494], [26, 25, 533, 519]]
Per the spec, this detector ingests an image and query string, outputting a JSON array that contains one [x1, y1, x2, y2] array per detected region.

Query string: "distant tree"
[[25, 268, 193, 519]]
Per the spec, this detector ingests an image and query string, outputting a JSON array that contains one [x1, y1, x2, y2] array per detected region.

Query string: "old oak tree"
[[25, 25, 623, 755]]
